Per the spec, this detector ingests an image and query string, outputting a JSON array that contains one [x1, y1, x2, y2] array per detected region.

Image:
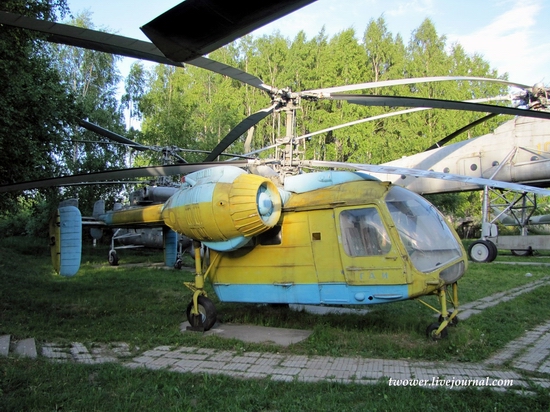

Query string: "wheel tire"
[[438, 312, 459, 326], [174, 259, 183, 269], [511, 248, 533, 257], [468, 240, 496, 263], [108, 250, 119, 266], [486, 240, 498, 262], [186, 296, 217, 331], [426, 322, 448, 340]]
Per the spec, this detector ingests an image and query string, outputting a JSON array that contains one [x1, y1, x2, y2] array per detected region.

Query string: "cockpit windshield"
[[385, 186, 462, 273]]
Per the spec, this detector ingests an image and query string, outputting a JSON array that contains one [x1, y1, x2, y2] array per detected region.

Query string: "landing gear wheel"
[[438, 312, 459, 326], [486, 240, 497, 262], [426, 322, 448, 340], [108, 250, 119, 266], [186, 296, 217, 331], [174, 259, 183, 269], [468, 240, 496, 263], [511, 248, 532, 257]]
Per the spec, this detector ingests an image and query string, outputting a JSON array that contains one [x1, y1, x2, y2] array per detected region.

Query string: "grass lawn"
[[1, 236, 549, 410]]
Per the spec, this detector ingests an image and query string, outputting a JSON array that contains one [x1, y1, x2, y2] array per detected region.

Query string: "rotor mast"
[[274, 91, 304, 178]]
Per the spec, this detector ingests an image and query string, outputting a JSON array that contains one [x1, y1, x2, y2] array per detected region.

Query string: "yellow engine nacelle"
[[161, 166, 281, 251]]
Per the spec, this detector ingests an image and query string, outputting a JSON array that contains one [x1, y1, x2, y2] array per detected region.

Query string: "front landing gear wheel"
[[426, 322, 448, 340], [438, 312, 459, 326], [186, 296, 217, 331], [108, 250, 119, 266], [468, 240, 496, 263]]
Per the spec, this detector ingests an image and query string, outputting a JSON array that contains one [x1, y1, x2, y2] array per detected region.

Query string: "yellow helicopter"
[[3, 0, 550, 341]]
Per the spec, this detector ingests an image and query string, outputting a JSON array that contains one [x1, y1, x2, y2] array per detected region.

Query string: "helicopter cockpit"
[[385, 186, 465, 283]]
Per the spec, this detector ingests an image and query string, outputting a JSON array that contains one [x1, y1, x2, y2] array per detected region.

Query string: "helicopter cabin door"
[[336, 206, 409, 303]]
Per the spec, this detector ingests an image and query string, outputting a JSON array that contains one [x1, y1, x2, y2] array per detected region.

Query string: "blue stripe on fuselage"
[[212, 283, 409, 305]]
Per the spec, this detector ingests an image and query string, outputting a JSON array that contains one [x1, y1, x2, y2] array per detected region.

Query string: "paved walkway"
[[2, 276, 550, 393]]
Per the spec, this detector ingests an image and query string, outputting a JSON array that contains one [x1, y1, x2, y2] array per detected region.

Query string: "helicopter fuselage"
[[208, 179, 467, 306]]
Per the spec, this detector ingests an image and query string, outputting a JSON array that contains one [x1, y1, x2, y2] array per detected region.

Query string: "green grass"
[[1, 357, 548, 412], [1, 237, 550, 361], [1, 236, 550, 410]]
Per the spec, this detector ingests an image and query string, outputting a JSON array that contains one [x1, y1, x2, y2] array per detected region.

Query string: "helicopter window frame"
[[339, 207, 392, 257]]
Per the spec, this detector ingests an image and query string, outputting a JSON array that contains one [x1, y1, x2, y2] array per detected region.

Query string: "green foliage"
[[426, 191, 482, 219], [0, 195, 58, 238], [134, 16, 507, 171], [48, 11, 128, 214], [0, 0, 74, 212]]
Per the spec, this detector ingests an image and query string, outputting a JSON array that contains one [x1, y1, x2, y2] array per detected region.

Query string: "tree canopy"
[[136, 17, 508, 166], [0, 0, 73, 212]]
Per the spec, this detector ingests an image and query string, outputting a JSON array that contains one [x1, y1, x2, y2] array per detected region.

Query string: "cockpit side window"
[[339, 208, 392, 257]]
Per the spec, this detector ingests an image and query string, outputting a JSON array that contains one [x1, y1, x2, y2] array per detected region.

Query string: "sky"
[[64, 0, 550, 87]]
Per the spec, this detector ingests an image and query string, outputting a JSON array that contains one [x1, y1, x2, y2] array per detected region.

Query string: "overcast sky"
[[65, 0, 549, 86]]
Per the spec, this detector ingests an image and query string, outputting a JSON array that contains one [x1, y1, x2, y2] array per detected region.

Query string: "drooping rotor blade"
[[331, 94, 550, 120], [424, 113, 499, 151], [177, 148, 254, 159], [141, 0, 317, 62], [0, 161, 250, 193], [0, 11, 276, 93], [239, 96, 514, 159], [301, 76, 531, 98], [0, 11, 183, 67], [188, 57, 274, 93], [78, 119, 149, 151], [305, 160, 550, 197], [204, 103, 279, 162]]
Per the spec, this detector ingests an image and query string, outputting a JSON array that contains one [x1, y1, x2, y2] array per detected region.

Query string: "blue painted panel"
[[213, 283, 321, 304], [58, 206, 82, 277], [203, 236, 251, 252], [163, 227, 178, 267], [212, 283, 409, 305], [319, 283, 409, 305]]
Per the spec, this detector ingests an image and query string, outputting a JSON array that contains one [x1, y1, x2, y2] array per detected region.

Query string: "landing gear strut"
[[184, 241, 219, 332], [419, 283, 459, 340]]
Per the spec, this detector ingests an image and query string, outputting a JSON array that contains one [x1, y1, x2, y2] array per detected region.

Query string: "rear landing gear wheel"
[[186, 296, 217, 331], [511, 248, 533, 257], [426, 322, 448, 340], [108, 250, 119, 266], [174, 259, 183, 269], [468, 240, 496, 263]]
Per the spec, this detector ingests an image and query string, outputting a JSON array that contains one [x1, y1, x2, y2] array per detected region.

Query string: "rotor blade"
[[0, 11, 278, 92], [424, 113, 499, 151], [239, 96, 514, 159], [141, 0, 317, 62], [305, 160, 550, 197], [331, 94, 550, 120], [204, 103, 279, 162], [188, 57, 274, 93], [302, 76, 531, 97], [78, 120, 149, 151], [0, 161, 249, 193], [0, 11, 183, 67]]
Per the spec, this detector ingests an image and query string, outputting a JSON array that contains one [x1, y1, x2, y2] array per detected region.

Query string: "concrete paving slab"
[[0, 335, 10, 356], [290, 304, 370, 316], [13, 338, 37, 358], [181, 322, 312, 347]]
